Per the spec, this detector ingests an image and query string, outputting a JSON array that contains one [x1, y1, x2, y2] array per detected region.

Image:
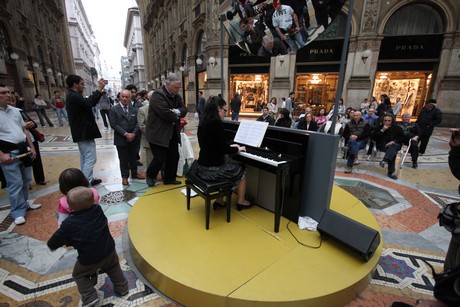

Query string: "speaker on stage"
[[317, 209, 381, 262]]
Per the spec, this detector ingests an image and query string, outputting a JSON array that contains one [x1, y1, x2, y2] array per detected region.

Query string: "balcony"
[[192, 2, 206, 27]]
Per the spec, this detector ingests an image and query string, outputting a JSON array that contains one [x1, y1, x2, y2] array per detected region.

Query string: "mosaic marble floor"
[[0, 109, 458, 306]]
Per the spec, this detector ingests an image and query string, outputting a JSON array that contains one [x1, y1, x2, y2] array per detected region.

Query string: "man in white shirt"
[[0, 84, 41, 225], [272, 1, 306, 52]]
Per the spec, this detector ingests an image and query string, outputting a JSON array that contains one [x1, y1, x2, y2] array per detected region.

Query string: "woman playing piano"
[[196, 96, 253, 210]]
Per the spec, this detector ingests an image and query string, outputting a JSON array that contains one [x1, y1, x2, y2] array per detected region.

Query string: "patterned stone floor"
[[0, 109, 458, 306]]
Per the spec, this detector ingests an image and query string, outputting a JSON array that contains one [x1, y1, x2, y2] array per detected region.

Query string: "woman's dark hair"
[[59, 168, 90, 195], [279, 108, 289, 118], [199, 95, 227, 126]]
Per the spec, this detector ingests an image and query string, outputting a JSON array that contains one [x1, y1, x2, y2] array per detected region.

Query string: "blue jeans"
[[77, 140, 97, 182], [285, 32, 306, 52], [231, 112, 239, 121], [55, 108, 68, 126], [347, 139, 367, 167], [0, 155, 32, 218]]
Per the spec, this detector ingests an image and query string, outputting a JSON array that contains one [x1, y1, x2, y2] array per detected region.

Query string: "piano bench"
[[185, 170, 233, 230]]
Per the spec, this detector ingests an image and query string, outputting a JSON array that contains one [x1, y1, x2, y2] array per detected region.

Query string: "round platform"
[[128, 183, 382, 306]]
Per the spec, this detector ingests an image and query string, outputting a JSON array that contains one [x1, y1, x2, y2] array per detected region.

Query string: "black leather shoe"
[[164, 180, 181, 185], [237, 203, 253, 211], [213, 201, 226, 210], [379, 160, 386, 168], [388, 173, 398, 180], [146, 177, 156, 187], [412, 162, 418, 169], [90, 179, 102, 186]]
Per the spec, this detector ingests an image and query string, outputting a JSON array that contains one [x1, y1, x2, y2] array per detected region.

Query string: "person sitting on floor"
[[372, 114, 405, 180]]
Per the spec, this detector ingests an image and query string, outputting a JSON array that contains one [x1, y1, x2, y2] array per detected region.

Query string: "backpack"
[[438, 202, 460, 234], [423, 259, 460, 306]]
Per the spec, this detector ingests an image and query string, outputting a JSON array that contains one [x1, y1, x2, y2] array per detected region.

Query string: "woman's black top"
[[197, 118, 238, 167]]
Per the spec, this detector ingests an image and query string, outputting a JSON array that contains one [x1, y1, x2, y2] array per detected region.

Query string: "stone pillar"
[[270, 53, 294, 104], [434, 32, 460, 126]]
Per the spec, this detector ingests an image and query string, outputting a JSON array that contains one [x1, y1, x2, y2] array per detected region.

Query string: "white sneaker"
[[103, 127, 108, 131], [14, 216, 26, 225], [28, 203, 42, 210]]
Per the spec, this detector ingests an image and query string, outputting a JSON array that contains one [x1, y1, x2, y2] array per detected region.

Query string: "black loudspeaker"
[[317, 209, 381, 262]]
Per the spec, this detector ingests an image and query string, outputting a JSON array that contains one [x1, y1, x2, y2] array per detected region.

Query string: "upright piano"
[[223, 120, 310, 232]]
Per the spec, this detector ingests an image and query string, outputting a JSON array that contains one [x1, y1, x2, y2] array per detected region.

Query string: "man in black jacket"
[[47, 187, 128, 307], [416, 98, 443, 155], [65, 75, 106, 186], [109, 90, 145, 185], [397, 112, 421, 169], [373, 114, 405, 180]]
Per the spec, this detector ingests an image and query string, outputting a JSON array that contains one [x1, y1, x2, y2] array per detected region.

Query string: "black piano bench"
[[185, 161, 233, 230]]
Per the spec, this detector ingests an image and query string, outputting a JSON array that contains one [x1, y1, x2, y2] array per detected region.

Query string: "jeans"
[[231, 112, 239, 121], [0, 155, 32, 218], [92, 107, 99, 119], [55, 108, 68, 126], [34, 108, 54, 127], [347, 139, 367, 167], [285, 32, 306, 52], [77, 140, 97, 182]]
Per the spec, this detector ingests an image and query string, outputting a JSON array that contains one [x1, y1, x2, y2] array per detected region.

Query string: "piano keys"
[[223, 120, 310, 232]]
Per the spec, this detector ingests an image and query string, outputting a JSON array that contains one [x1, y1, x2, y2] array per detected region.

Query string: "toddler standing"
[[47, 186, 128, 307]]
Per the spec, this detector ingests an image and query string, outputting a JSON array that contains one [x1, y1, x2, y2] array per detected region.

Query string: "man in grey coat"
[[145, 75, 188, 187]]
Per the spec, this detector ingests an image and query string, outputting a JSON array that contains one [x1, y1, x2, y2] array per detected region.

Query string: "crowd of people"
[[227, 0, 345, 56], [0, 67, 454, 306]]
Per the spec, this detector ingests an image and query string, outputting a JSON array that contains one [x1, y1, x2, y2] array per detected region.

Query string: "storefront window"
[[372, 72, 432, 117], [294, 73, 339, 116], [230, 74, 268, 113]]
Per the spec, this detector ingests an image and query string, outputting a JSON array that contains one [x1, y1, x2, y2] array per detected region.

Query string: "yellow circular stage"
[[128, 183, 382, 306]]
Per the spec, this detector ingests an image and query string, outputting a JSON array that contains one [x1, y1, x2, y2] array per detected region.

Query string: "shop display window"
[[372, 72, 432, 117], [229, 74, 269, 113], [294, 74, 339, 116]]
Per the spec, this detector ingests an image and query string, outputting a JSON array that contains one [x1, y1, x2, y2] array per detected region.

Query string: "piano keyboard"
[[238, 151, 287, 167]]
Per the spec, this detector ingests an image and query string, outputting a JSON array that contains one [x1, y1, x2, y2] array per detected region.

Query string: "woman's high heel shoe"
[[213, 201, 226, 210], [237, 202, 253, 211]]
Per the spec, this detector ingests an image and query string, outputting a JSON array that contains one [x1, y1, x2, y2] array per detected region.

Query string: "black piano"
[[223, 120, 309, 232]]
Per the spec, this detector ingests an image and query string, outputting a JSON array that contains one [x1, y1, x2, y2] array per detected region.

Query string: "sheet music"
[[234, 120, 268, 147]]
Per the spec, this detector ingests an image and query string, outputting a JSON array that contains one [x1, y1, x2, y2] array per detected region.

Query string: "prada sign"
[[296, 39, 343, 63], [229, 46, 270, 65], [379, 35, 442, 60]]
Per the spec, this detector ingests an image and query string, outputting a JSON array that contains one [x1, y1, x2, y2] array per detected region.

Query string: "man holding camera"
[[66, 75, 106, 186]]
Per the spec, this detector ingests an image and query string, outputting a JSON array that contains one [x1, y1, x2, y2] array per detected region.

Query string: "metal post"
[[220, 15, 224, 95], [330, 0, 355, 134]]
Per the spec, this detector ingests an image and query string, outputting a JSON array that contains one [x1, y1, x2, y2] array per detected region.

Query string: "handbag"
[[30, 128, 45, 143], [438, 202, 460, 234]]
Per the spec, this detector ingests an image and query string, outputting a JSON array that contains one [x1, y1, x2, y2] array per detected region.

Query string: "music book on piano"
[[234, 120, 269, 147]]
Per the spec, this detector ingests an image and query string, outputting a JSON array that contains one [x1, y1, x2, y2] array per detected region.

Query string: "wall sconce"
[[32, 62, 40, 69], [179, 65, 185, 72], [277, 54, 285, 66], [147, 81, 151, 85], [161, 74, 165, 81], [150, 79, 154, 83], [10, 52, 19, 61], [196, 57, 202, 65], [361, 44, 372, 64], [46, 68, 53, 74], [57, 72, 62, 77], [155, 77, 159, 82], [208, 56, 217, 68]]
